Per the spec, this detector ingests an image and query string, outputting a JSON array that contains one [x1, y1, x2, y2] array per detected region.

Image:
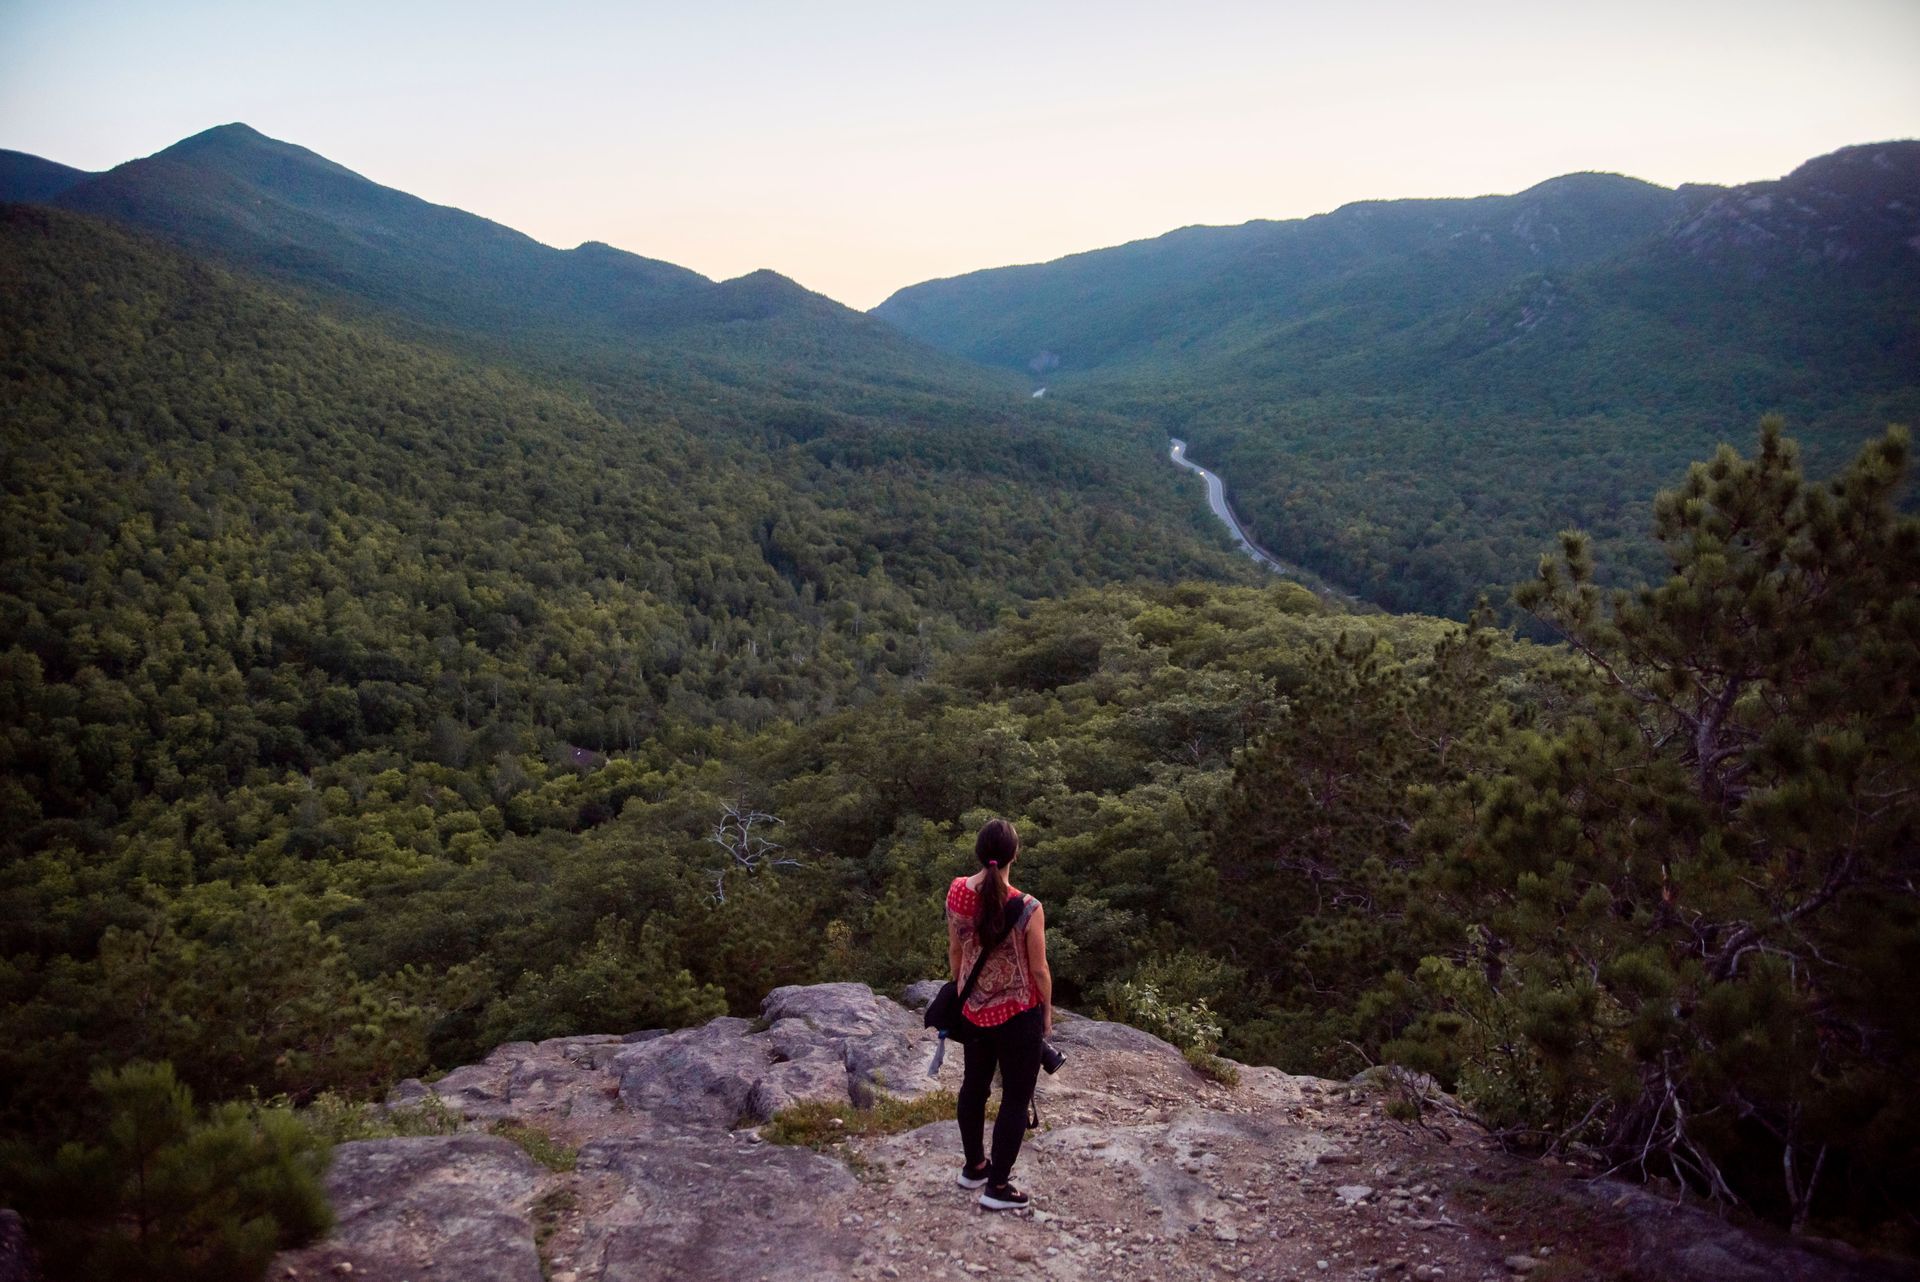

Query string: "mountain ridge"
[[4, 122, 1025, 417], [1670, 140, 1920, 269], [40, 121, 713, 332], [0, 149, 94, 203], [871, 168, 1698, 375], [870, 142, 1920, 379], [869, 139, 1920, 618]]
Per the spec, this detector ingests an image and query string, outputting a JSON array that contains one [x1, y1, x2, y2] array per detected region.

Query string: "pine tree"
[[1407, 421, 1919, 1234], [0, 1061, 332, 1280]]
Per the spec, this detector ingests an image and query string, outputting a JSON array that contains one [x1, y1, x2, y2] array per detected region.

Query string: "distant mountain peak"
[[43, 122, 729, 333], [694, 268, 841, 323], [177, 121, 270, 143], [725, 267, 804, 290], [1513, 170, 1668, 200], [158, 121, 294, 157], [152, 121, 364, 182], [30, 122, 986, 397]]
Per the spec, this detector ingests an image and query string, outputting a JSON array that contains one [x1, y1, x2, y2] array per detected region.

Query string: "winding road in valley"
[[1168, 437, 1370, 609]]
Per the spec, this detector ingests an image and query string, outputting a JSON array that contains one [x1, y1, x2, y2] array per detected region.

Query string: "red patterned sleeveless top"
[[946, 876, 1040, 1027]]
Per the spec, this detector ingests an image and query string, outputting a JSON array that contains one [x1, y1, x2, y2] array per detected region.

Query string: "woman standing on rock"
[[947, 817, 1053, 1210]]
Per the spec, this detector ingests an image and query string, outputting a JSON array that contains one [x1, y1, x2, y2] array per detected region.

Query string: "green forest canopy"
[[875, 144, 1920, 620], [1, 193, 1916, 1273]]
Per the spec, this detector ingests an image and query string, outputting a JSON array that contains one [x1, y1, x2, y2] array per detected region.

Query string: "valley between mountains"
[[1167, 438, 1367, 608], [1, 124, 1916, 1280]]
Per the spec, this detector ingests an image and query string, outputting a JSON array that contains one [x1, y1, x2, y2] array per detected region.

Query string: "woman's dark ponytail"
[[974, 818, 1021, 942]]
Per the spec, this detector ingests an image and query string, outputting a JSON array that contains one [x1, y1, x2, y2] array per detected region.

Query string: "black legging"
[[957, 1004, 1044, 1183]]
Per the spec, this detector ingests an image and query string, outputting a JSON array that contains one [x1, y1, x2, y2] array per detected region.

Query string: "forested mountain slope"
[[0, 196, 1255, 833], [2, 125, 1915, 1278], [41, 124, 706, 329], [0, 191, 1304, 1282], [876, 143, 1920, 617], [18, 124, 1021, 417], [0, 149, 93, 203], [875, 170, 1693, 373]]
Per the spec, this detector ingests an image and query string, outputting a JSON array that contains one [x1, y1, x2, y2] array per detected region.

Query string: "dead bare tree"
[[705, 802, 798, 903]]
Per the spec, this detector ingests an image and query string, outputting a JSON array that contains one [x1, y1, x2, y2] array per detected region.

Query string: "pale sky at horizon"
[[3, 0, 1917, 309]]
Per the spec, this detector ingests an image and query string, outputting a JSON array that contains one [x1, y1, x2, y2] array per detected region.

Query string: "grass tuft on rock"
[[762, 1091, 962, 1149], [491, 1119, 578, 1171], [301, 1090, 464, 1143], [1184, 1045, 1241, 1087], [532, 1185, 580, 1260]]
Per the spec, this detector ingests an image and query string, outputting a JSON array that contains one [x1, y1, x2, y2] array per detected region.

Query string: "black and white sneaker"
[[957, 1160, 989, 1189], [978, 1180, 1030, 1211]]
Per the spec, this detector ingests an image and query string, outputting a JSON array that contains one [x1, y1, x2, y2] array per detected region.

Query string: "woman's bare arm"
[[1027, 903, 1054, 1036], [948, 912, 965, 982]]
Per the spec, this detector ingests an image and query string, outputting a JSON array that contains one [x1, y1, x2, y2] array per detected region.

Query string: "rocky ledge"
[[274, 983, 1911, 1282]]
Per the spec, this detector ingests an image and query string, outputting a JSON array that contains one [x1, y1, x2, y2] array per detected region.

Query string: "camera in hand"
[[1039, 1039, 1065, 1075]]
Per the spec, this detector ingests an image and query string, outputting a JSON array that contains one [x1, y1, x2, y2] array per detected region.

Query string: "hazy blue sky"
[[3, 0, 1917, 307]]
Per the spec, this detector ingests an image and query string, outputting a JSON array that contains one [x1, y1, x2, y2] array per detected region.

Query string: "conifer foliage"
[[1397, 422, 1919, 1233], [4, 175, 1916, 1265], [0, 1062, 330, 1281]]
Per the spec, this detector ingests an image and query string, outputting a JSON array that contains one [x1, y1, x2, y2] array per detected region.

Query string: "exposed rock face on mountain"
[[273, 984, 1911, 1282], [1666, 142, 1920, 271]]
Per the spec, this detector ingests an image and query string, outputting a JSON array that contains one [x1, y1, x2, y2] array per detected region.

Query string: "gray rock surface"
[[383, 1076, 430, 1109], [574, 1131, 862, 1281], [766, 980, 934, 1103], [612, 1015, 766, 1125], [0, 1210, 37, 1282], [608, 982, 941, 1127], [899, 978, 945, 1009], [277, 1134, 545, 1282], [275, 982, 1916, 1282]]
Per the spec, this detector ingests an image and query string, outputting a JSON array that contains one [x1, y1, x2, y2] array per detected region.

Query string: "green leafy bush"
[[1104, 979, 1224, 1056]]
